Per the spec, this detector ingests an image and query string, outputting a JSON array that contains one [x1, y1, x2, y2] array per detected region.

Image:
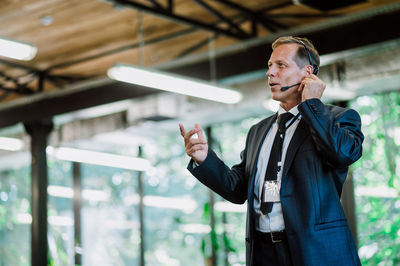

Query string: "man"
[[179, 36, 363, 266]]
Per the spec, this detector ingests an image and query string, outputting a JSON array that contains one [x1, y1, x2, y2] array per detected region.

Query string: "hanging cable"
[[138, 11, 145, 66], [208, 33, 217, 83]]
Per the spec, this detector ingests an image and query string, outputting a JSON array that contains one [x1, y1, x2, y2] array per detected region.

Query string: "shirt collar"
[[278, 104, 300, 118]]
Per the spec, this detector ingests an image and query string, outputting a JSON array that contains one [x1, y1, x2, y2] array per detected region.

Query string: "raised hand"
[[179, 123, 208, 164], [298, 74, 326, 102]]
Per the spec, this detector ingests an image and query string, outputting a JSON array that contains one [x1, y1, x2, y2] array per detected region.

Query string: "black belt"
[[255, 230, 287, 243]]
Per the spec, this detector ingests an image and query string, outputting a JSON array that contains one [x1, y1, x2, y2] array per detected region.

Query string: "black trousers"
[[252, 231, 293, 266]]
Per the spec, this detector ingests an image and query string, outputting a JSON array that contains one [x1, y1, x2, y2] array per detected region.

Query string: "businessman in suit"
[[179, 36, 363, 266]]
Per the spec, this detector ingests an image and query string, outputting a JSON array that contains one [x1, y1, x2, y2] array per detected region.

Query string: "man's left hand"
[[298, 74, 326, 102]]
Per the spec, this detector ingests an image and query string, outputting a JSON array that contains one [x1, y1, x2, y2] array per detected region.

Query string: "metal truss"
[[0, 59, 89, 101], [109, 0, 291, 39], [0, 71, 36, 95]]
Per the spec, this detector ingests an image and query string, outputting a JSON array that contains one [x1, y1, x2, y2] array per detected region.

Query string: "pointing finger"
[[179, 123, 186, 137], [195, 124, 205, 140]]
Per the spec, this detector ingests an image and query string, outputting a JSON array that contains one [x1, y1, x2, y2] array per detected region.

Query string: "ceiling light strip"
[[108, 64, 242, 104], [46, 146, 151, 171], [0, 136, 24, 151], [0, 36, 37, 61]]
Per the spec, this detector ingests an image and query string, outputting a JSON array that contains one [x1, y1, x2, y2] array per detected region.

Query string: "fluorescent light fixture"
[[179, 224, 211, 234], [16, 214, 74, 226], [143, 195, 197, 213], [0, 36, 37, 61], [48, 185, 74, 198], [355, 186, 398, 198], [47, 185, 110, 201], [47, 146, 151, 171], [108, 64, 243, 104], [48, 184, 197, 212], [155, 250, 180, 265], [16, 213, 32, 224], [123, 194, 140, 205], [214, 201, 246, 213], [83, 189, 109, 202], [0, 152, 30, 171], [0, 137, 24, 151], [123, 194, 197, 213], [48, 216, 74, 227]]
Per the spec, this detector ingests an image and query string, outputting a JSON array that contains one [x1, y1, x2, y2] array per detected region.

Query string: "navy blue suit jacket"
[[188, 99, 363, 266]]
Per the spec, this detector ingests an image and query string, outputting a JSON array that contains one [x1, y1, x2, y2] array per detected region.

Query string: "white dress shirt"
[[253, 105, 301, 232]]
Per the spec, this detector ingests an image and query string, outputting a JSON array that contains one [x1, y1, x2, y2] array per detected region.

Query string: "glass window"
[[0, 126, 31, 266], [0, 164, 31, 266], [80, 164, 140, 265], [350, 92, 400, 265], [48, 159, 74, 265], [47, 156, 141, 265], [142, 134, 209, 266], [211, 116, 263, 266]]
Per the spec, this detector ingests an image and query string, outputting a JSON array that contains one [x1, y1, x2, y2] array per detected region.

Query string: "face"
[[266, 43, 308, 103]]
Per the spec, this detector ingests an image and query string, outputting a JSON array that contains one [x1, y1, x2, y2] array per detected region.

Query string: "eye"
[[278, 63, 286, 68]]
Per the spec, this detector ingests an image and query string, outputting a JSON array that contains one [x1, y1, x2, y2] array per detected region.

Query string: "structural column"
[[24, 119, 53, 266], [206, 126, 217, 266], [137, 146, 145, 266], [73, 162, 83, 265]]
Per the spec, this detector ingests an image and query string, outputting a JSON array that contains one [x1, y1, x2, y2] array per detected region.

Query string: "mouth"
[[269, 82, 279, 88]]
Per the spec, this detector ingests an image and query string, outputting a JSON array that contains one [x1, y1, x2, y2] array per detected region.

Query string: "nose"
[[266, 65, 275, 78]]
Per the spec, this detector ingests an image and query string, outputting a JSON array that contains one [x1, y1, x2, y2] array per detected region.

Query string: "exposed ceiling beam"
[[0, 78, 155, 128], [160, 3, 400, 80], [110, 0, 250, 39], [216, 0, 288, 32], [192, 0, 251, 37], [0, 58, 39, 72]]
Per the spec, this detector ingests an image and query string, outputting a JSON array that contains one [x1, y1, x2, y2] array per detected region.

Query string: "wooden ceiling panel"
[[50, 29, 232, 76], [1, 0, 400, 108]]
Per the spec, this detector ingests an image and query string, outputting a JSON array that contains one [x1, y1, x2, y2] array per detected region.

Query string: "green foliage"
[[141, 133, 208, 265], [0, 166, 31, 266], [350, 92, 400, 265]]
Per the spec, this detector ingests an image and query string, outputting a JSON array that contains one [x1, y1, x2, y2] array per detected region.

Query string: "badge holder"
[[262, 180, 281, 203]]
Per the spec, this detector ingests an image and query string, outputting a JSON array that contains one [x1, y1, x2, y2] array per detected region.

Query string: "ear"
[[302, 65, 313, 77]]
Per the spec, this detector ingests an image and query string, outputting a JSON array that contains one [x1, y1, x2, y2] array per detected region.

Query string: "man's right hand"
[[179, 123, 208, 164]]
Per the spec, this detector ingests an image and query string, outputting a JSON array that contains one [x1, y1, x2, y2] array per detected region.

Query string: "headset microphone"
[[281, 83, 301, 91]]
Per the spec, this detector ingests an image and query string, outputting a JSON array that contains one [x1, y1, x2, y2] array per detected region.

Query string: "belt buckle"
[[270, 232, 282, 243]]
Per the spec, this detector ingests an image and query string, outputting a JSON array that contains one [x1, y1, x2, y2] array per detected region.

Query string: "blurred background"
[[0, 0, 399, 265]]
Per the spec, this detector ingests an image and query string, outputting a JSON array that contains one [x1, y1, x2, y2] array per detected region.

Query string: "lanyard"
[[276, 112, 301, 168]]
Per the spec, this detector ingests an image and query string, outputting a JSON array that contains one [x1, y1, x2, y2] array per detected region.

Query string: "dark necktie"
[[260, 112, 294, 215]]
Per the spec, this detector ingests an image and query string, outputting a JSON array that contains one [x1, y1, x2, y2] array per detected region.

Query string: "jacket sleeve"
[[187, 125, 256, 204], [298, 98, 364, 168]]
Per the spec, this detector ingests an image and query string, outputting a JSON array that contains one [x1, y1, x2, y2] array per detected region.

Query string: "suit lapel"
[[248, 114, 277, 197], [281, 119, 309, 188], [250, 114, 277, 173]]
